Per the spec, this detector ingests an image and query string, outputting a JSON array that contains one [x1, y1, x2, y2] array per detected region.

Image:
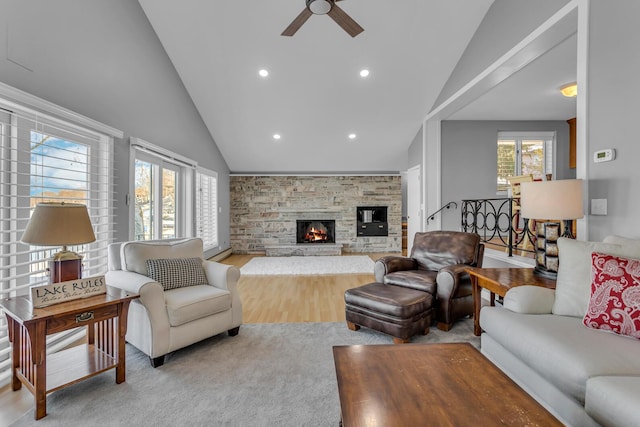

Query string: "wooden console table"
[[0, 286, 138, 420], [466, 267, 556, 336], [333, 343, 562, 426]]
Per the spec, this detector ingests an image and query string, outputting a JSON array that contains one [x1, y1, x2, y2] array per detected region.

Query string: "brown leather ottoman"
[[344, 282, 434, 344]]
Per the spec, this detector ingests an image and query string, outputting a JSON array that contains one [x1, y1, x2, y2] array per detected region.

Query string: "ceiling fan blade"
[[327, 3, 364, 37], [281, 8, 313, 36]]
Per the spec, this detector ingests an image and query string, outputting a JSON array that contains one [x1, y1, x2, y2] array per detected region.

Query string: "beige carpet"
[[12, 321, 478, 426]]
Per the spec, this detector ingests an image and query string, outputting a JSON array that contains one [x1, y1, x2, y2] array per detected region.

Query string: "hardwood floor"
[[0, 252, 392, 424], [222, 253, 389, 323]]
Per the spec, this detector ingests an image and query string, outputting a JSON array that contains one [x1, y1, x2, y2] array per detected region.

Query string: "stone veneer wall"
[[230, 176, 402, 254]]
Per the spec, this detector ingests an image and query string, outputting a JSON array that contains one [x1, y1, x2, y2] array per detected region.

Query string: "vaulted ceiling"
[[448, 33, 577, 121], [139, 1, 577, 174], [138, 0, 494, 173]]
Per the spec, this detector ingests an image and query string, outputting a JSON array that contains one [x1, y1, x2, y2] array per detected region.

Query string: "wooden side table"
[[0, 286, 138, 420], [466, 267, 556, 336]]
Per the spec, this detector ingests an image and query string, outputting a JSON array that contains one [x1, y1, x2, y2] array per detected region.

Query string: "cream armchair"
[[106, 238, 242, 367]]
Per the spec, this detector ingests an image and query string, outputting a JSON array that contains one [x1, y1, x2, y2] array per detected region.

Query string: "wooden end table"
[[333, 342, 562, 426], [466, 267, 556, 336], [0, 286, 138, 420]]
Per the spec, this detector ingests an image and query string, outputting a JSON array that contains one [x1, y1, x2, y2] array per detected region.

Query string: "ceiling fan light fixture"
[[359, 69, 370, 78], [306, 0, 332, 15], [348, 133, 357, 140], [560, 82, 577, 97], [258, 69, 269, 77]]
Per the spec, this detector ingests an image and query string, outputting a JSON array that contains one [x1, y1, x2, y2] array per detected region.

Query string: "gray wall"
[[440, 120, 573, 231], [434, 0, 571, 109], [586, 0, 640, 240], [434, 1, 640, 242], [408, 127, 423, 169], [0, 0, 231, 251]]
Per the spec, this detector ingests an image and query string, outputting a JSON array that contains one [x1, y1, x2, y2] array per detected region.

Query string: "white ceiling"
[[138, 0, 494, 173], [448, 33, 577, 121], [139, 1, 577, 173]]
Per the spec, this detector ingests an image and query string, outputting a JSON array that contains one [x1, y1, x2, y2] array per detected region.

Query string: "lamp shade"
[[520, 179, 584, 220], [22, 202, 96, 246]]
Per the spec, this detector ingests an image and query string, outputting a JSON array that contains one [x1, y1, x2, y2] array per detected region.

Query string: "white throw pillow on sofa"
[[552, 238, 620, 318], [553, 237, 640, 318]]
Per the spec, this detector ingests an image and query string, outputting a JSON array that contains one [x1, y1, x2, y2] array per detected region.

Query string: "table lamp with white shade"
[[21, 202, 96, 284], [520, 179, 584, 278]]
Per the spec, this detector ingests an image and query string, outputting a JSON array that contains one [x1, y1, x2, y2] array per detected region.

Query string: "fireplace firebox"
[[296, 220, 336, 244]]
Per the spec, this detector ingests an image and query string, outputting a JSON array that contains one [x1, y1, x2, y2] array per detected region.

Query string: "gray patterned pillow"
[[146, 257, 208, 291]]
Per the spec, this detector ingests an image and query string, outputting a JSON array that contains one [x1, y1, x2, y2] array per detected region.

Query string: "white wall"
[[0, 0, 231, 251], [586, 0, 640, 240]]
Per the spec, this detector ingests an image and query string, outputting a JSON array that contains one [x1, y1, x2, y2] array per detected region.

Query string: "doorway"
[[407, 165, 421, 253]]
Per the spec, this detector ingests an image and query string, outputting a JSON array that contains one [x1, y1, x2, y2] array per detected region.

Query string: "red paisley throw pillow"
[[583, 252, 640, 339]]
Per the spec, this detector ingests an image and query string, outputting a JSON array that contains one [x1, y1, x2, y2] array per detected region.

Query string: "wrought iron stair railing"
[[426, 201, 458, 225], [461, 198, 536, 257]]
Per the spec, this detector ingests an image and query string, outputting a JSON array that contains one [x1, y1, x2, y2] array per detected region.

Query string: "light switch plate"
[[591, 199, 607, 215]]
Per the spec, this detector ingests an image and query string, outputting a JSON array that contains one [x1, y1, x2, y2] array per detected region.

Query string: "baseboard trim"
[[208, 248, 233, 262]]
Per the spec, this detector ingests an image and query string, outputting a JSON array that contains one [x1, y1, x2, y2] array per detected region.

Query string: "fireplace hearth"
[[296, 220, 336, 244]]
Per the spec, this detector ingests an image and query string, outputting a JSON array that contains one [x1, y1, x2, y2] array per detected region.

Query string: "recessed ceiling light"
[[259, 69, 269, 77], [359, 69, 370, 78], [273, 134, 281, 140], [348, 133, 357, 140]]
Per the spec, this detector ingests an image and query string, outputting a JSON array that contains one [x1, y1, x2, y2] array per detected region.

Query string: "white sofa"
[[106, 238, 242, 367], [480, 235, 640, 427]]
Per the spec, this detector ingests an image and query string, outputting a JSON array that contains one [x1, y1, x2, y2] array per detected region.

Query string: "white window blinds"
[[0, 92, 118, 388], [196, 168, 218, 254]]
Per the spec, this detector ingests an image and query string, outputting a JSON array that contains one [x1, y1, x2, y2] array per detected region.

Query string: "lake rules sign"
[[31, 276, 106, 308]]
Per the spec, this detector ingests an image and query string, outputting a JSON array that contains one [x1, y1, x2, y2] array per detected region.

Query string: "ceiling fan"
[[281, 0, 364, 38]]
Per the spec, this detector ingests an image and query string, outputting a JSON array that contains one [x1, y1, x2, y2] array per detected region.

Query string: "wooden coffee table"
[[466, 267, 556, 336], [333, 342, 562, 426]]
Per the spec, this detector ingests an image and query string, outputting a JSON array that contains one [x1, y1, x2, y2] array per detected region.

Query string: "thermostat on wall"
[[593, 148, 616, 163]]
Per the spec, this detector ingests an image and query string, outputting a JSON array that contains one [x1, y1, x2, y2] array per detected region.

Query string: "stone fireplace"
[[296, 220, 336, 244], [230, 175, 402, 254]]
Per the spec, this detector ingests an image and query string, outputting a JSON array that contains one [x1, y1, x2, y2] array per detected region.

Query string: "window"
[[133, 154, 181, 240], [196, 168, 218, 253], [497, 131, 554, 192], [130, 138, 195, 241], [130, 140, 220, 256], [0, 90, 119, 388]]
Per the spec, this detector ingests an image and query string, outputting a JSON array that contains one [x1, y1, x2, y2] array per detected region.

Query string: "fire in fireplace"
[[296, 220, 336, 244]]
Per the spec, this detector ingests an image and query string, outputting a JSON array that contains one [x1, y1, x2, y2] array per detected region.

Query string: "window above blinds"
[[0, 84, 120, 388]]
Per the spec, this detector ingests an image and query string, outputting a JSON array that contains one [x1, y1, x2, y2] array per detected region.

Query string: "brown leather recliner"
[[374, 231, 484, 331]]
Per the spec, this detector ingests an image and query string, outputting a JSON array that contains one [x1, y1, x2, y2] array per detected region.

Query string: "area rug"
[[240, 255, 374, 276], [12, 321, 478, 427]]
